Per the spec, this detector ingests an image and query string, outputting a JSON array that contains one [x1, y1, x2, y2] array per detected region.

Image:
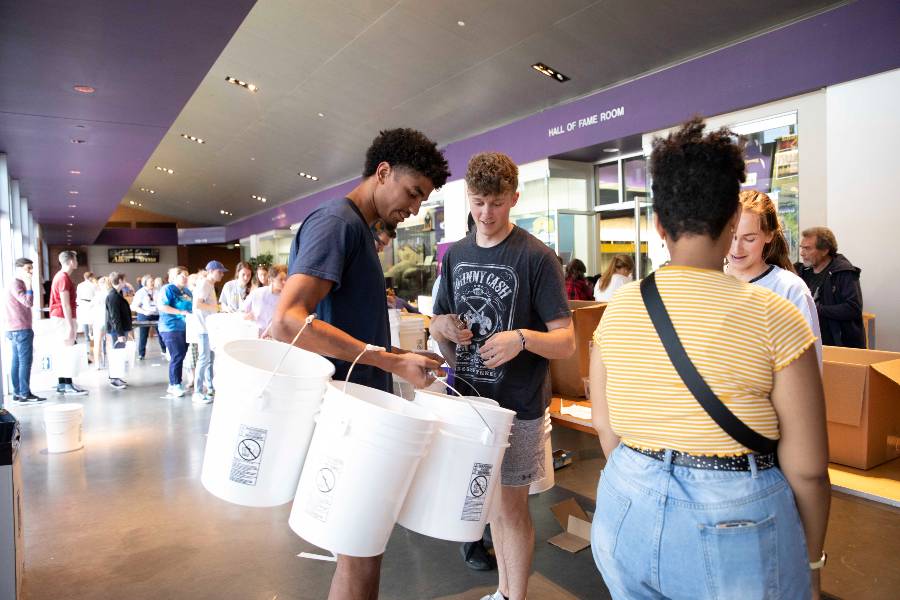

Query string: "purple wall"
[[95, 228, 178, 246], [220, 0, 900, 241]]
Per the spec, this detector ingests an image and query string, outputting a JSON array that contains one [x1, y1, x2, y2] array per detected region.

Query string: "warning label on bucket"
[[306, 456, 343, 523], [229, 425, 268, 486], [461, 462, 493, 521]]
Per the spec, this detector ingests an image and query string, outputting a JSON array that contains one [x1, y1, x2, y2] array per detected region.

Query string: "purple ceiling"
[[0, 0, 256, 245]]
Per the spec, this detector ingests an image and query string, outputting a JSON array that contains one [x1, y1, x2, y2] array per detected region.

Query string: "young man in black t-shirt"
[[432, 152, 575, 600], [274, 128, 450, 599]]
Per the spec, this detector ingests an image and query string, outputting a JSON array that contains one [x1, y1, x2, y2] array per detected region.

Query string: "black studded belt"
[[626, 445, 777, 472]]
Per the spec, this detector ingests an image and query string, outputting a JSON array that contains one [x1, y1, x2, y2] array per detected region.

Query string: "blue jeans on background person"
[[591, 444, 811, 600], [136, 315, 165, 358], [195, 333, 214, 394], [6, 330, 34, 397], [159, 331, 187, 385]]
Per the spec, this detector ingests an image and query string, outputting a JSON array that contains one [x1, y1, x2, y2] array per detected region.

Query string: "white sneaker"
[[168, 384, 185, 397], [480, 592, 506, 600], [192, 392, 212, 404]]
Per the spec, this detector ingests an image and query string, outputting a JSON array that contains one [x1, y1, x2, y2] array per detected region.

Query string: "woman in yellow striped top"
[[589, 118, 830, 600]]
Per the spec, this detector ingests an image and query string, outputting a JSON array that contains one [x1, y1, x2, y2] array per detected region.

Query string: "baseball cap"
[[205, 260, 228, 272]]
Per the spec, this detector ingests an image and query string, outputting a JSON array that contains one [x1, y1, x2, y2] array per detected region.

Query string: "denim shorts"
[[591, 444, 811, 600]]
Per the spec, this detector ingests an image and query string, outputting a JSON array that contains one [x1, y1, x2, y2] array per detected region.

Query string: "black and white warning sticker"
[[305, 456, 343, 523], [229, 424, 268, 486], [461, 462, 493, 522]]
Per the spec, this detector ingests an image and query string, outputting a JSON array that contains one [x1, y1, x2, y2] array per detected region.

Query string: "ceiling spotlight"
[[180, 133, 205, 144], [69, 170, 81, 175], [68, 190, 79, 195], [73, 85, 96, 94], [67, 223, 73, 226], [251, 195, 267, 203], [139, 187, 156, 194], [225, 76, 259, 93], [68, 204, 77, 208], [298, 171, 319, 181], [317, 112, 325, 118], [602, 148, 620, 153], [129, 200, 135, 205], [155, 166, 175, 174], [457, 20, 465, 27], [70, 139, 86, 144], [138, 203, 143, 207], [531, 62, 570, 83]]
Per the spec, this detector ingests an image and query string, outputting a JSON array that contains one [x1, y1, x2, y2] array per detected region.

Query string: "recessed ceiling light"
[[225, 76, 259, 93], [602, 148, 620, 153], [457, 20, 465, 27], [317, 112, 325, 118], [73, 85, 96, 94], [298, 171, 319, 181], [139, 187, 156, 194], [531, 62, 570, 83], [70, 139, 86, 144], [219, 209, 233, 216], [68, 190, 79, 195], [180, 133, 205, 144], [69, 170, 81, 175], [250, 157, 255, 161], [154, 166, 174, 174], [129, 200, 135, 205], [251, 195, 267, 203], [68, 204, 77, 208], [69, 215, 75, 218], [67, 223, 73, 226]]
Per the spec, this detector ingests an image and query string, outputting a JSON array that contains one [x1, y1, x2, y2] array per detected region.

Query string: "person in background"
[[90, 277, 111, 369], [192, 261, 227, 404], [242, 264, 288, 336], [119, 275, 135, 304], [153, 276, 164, 293], [157, 266, 192, 398], [431, 152, 575, 600], [386, 287, 420, 313], [727, 190, 822, 365], [372, 219, 397, 252], [131, 275, 166, 360], [594, 254, 634, 302], [590, 118, 829, 600], [565, 258, 594, 301], [49, 250, 87, 396], [105, 272, 134, 390], [75, 271, 97, 362], [4, 258, 44, 404], [219, 261, 253, 312], [254, 263, 269, 289], [796, 226, 865, 348]]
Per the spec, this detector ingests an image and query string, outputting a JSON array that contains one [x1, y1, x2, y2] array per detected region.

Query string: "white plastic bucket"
[[206, 313, 259, 351], [398, 315, 426, 352], [289, 381, 437, 557], [108, 343, 131, 380], [201, 339, 335, 507], [388, 309, 401, 349], [397, 389, 515, 542], [44, 404, 84, 453], [529, 409, 554, 495]]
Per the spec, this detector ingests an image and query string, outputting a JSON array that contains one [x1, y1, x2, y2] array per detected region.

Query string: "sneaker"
[[12, 394, 45, 404], [192, 392, 212, 404], [109, 378, 127, 390], [461, 540, 497, 572], [168, 384, 185, 398], [479, 591, 506, 600], [58, 384, 88, 396], [162, 351, 171, 362]]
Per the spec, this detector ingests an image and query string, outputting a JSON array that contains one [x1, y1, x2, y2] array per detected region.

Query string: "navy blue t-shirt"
[[288, 198, 392, 392]]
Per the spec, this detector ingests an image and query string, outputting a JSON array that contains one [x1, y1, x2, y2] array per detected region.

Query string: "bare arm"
[[477, 315, 574, 370], [272, 273, 442, 387], [589, 343, 621, 457], [770, 346, 830, 567]]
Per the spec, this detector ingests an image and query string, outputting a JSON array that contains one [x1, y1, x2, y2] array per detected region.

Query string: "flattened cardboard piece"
[[548, 498, 592, 553], [823, 361, 867, 426]]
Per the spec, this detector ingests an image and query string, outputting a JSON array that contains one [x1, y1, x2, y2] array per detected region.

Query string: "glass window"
[[596, 163, 619, 206], [384, 205, 443, 301]]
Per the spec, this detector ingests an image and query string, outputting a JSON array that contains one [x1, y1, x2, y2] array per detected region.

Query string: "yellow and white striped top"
[[594, 265, 815, 456]]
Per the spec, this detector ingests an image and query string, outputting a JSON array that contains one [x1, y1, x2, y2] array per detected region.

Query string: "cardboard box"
[[549, 303, 607, 398], [547, 498, 592, 553], [823, 346, 900, 470]]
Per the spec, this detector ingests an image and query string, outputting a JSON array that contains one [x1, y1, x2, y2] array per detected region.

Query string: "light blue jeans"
[[195, 333, 214, 394], [591, 444, 811, 600]]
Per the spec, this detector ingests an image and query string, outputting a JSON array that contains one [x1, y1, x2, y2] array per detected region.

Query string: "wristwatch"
[[809, 551, 827, 570]]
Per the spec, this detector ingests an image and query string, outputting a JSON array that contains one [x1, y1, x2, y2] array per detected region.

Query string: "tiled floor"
[[6, 352, 900, 599]]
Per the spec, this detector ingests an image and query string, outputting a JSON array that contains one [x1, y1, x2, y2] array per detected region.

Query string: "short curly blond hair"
[[465, 152, 518, 196]]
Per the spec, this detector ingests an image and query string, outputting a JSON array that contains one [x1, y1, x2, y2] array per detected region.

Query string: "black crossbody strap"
[[640, 273, 777, 455]]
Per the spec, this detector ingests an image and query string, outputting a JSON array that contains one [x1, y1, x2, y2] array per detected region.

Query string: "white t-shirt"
[[191, 278, 218, 334], [595, 273, 631, 302], [751, 265, 823, 367], [241, 285, 280, 336]]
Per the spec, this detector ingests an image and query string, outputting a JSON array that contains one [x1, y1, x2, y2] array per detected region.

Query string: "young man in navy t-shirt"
[[273, 128, 450, 599]]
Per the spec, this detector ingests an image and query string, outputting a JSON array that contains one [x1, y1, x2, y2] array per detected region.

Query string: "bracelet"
[[809, 551, 827, 570], [514, 328, 526, 350]]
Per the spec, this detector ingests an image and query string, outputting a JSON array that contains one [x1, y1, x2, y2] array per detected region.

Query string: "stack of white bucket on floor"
[[199, 336, 517, 556]]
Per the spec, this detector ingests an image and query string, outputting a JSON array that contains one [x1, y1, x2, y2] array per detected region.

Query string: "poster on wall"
[[108, 248, 160, 264]]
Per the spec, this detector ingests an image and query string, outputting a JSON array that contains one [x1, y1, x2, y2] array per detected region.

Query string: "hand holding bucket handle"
[[254, 314, 317, 411]]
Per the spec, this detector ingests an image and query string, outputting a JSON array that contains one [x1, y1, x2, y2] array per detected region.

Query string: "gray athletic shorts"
[[501, 415, 547, 486]]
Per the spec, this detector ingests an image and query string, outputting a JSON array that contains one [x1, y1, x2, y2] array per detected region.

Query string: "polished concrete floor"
[[6, 349, 900, 599]]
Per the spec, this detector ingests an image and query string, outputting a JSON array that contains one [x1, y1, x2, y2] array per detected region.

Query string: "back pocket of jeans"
[[590, 478, 630, 558], [699, 515, 777, 600]]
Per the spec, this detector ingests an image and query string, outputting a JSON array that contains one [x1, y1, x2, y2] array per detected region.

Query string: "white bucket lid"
[[221, 339, 335, 382], [325, 381, 437, 430], [44, 403, 83, 420]]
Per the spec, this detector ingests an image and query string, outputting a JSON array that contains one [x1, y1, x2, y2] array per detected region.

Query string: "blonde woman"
[[594, 254, 634, 301]]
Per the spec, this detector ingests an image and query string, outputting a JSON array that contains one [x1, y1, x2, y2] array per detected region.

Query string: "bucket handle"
[[451, 373, 483, 397], [434, 377, 494, 437], [342, 344, 386, 395], [255, 314, 317, 410]]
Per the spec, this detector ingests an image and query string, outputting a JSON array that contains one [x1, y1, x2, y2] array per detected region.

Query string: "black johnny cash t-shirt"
[[434, 226, 570, 420]]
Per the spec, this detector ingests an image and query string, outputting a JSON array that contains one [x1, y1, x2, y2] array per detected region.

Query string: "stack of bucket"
[[200, 339, 335, 507], [289, 382, 438, 556], [397, 390, 515, 542]]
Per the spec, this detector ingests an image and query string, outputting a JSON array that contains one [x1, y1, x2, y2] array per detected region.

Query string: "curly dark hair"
[[465, 152, 518, 196], [363, 128, 451, 189], [649, 117, 745, 241]]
